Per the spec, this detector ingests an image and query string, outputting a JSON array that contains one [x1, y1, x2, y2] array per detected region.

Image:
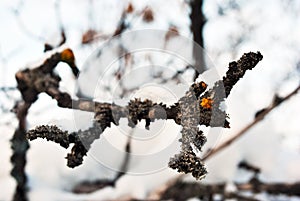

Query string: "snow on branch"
[[19, 49, 263, 179]]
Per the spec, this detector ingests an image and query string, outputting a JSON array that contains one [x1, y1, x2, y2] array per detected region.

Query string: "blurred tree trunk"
[[190, 0, 206, 80]]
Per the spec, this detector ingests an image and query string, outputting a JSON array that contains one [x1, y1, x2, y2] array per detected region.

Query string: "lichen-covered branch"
[[21, 50, 262, 179], [198, 52, 263, 128]]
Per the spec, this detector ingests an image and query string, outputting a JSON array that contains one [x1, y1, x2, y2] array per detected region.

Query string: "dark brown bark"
[[190, 0, 206, 80], [11, 102, 31, 201], [161, 180, 300, 201]]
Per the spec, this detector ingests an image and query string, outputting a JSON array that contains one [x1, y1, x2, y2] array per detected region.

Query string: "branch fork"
[[18, 49, 263, 179]]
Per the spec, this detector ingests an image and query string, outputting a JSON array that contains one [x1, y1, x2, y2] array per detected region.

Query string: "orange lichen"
[[61, 49, 75, 63], [200, 98, 213, 109]]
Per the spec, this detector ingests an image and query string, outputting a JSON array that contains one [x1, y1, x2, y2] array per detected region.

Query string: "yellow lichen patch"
[[200, 98, 213, 109], [61, 49, 75, 63]]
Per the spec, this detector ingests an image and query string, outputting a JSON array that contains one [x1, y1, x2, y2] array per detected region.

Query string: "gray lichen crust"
[[24, 52, 263, 179]]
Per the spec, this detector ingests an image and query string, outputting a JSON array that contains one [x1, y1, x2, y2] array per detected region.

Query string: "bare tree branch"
[[9, 48, 79, 201], [202, 84, 300, 161], [159, 179, 300, 201], [22, 50, 262, 179]]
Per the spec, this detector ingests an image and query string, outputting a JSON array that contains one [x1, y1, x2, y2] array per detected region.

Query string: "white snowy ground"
[[0, 0, 300, 200]]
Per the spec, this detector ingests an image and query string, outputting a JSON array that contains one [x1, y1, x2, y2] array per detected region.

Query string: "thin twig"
[[113, 129, 133, 182], [0, 86, 16, 91], [202, 84, 300, 161]]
